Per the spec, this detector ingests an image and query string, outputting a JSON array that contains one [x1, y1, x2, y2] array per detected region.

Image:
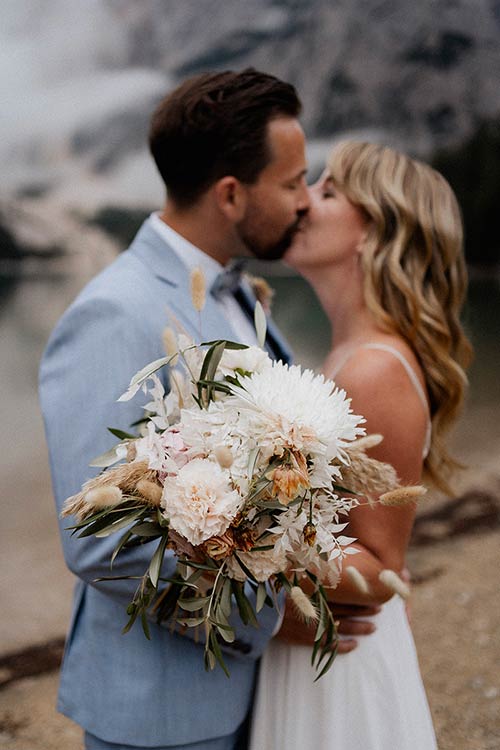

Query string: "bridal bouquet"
[[63, 275, 417, 679]]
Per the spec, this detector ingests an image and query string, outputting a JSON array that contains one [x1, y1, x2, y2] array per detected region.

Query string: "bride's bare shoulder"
[[324, 336, 428, 432], [324, 335, 425, 394], [325, 337, 428, 480]]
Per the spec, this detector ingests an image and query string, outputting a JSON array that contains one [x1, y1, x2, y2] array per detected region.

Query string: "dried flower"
[[202, 530, 236, 561], [345, 566, 370, 596], [136, 479, 163, 506], [269, 451, 310, 505], [290, 586, 319, 622], [233, 525, 256, 552], [162, 326, 179, 366], [84, 486, 123, 510], [302, 521, 317, 547], [379, 485, 427, 506], [379, 569, 411, 600], [214, 445, 234, 469], [126, 442, 137, 463], [190, 266, 206, 312]]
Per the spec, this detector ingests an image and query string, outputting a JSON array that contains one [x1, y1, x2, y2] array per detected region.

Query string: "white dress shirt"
[[148, 212, 258, 346]]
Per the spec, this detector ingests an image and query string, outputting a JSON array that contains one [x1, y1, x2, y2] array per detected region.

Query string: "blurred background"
[[1, 1, 499, 748]]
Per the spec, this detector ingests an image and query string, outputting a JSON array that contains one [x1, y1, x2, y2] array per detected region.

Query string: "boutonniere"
[[244, 273, 275, 315]]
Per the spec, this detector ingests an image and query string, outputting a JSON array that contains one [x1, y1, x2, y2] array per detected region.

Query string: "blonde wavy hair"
[[327, 140, 473, 492]]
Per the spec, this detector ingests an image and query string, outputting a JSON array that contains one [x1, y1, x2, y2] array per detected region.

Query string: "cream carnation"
[[161, 458, 243, 545]]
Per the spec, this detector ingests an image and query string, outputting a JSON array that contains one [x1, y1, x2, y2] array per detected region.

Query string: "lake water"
[[2, 264, 499, 468]]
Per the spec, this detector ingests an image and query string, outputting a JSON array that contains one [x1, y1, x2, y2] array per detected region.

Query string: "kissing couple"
[[40, 68, 470, 750]]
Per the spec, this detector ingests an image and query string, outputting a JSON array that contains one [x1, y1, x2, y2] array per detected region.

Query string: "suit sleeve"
[[39, 293, 281, 658], [39, 295, 178, 601]]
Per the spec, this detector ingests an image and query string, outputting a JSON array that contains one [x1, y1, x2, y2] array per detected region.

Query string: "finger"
[[329, 603, 382, 617], [335, 638, 358, 655], [336, 619, 376, 636]]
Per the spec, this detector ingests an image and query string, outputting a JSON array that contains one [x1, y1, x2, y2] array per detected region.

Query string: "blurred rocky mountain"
[[112, 0, 500, 153], [1, 0, 500, 265]]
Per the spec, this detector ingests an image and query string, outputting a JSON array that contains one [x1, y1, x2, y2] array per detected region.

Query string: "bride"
[[250, 141, 472, 749]]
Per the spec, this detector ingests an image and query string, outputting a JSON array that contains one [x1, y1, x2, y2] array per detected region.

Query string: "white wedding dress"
[[250, 596, 437, 750], [249, 344, 438, 750]]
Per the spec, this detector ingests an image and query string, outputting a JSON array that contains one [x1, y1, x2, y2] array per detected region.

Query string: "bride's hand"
[[276, 596, 380, 653]]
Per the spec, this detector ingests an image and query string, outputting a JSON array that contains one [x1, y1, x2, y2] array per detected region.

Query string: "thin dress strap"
[[330, 342, 432, 458]]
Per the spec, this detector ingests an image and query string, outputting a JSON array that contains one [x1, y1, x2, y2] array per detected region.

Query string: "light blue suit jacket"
[[39, 221, 292, 747]]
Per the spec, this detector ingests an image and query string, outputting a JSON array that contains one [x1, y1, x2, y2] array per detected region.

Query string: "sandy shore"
[[1, 525, 499, 750]]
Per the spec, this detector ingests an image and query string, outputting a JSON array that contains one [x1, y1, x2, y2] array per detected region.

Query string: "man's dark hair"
[[149, 68, 302, 206]]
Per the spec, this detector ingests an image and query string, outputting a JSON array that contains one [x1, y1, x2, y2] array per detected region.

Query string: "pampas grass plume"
[[378, 569, 411, 600], [162, 326, 179, 366], [290, 586, 319, 622], [351, 434, 384, 452], [379, 485, 427, 506], [84, 486, 123, 510], [345, 566, 370, 596], [136, 479, 163, 506], [190, 266, 206, 312]]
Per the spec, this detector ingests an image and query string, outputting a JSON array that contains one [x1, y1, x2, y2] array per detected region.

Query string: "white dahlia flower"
[[162, 458, 243, 545], [227, 361, 365, 481]]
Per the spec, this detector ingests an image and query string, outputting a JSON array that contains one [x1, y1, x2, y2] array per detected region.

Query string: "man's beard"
[[237, 215, 304, 261]]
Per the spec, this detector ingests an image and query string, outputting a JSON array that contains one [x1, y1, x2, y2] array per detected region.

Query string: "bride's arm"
[[325, 346, 429, 605]]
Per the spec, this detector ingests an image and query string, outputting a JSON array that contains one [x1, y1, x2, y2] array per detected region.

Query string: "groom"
[[40, 69, 376, 750]]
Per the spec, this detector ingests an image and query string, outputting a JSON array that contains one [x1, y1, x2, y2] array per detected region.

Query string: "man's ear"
[[214, 176, 248, 221]]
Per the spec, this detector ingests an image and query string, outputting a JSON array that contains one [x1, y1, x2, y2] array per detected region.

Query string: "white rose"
[[162, 458, 243, 546], [219, 346, 271, 377], [226, 546, 287, 582]]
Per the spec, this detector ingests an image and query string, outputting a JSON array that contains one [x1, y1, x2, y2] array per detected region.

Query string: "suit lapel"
[[128, 221, 240, 344], [128, 221, 293, 361]]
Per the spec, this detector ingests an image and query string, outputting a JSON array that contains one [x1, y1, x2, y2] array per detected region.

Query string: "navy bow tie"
[[210, 259, 247, 298]]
